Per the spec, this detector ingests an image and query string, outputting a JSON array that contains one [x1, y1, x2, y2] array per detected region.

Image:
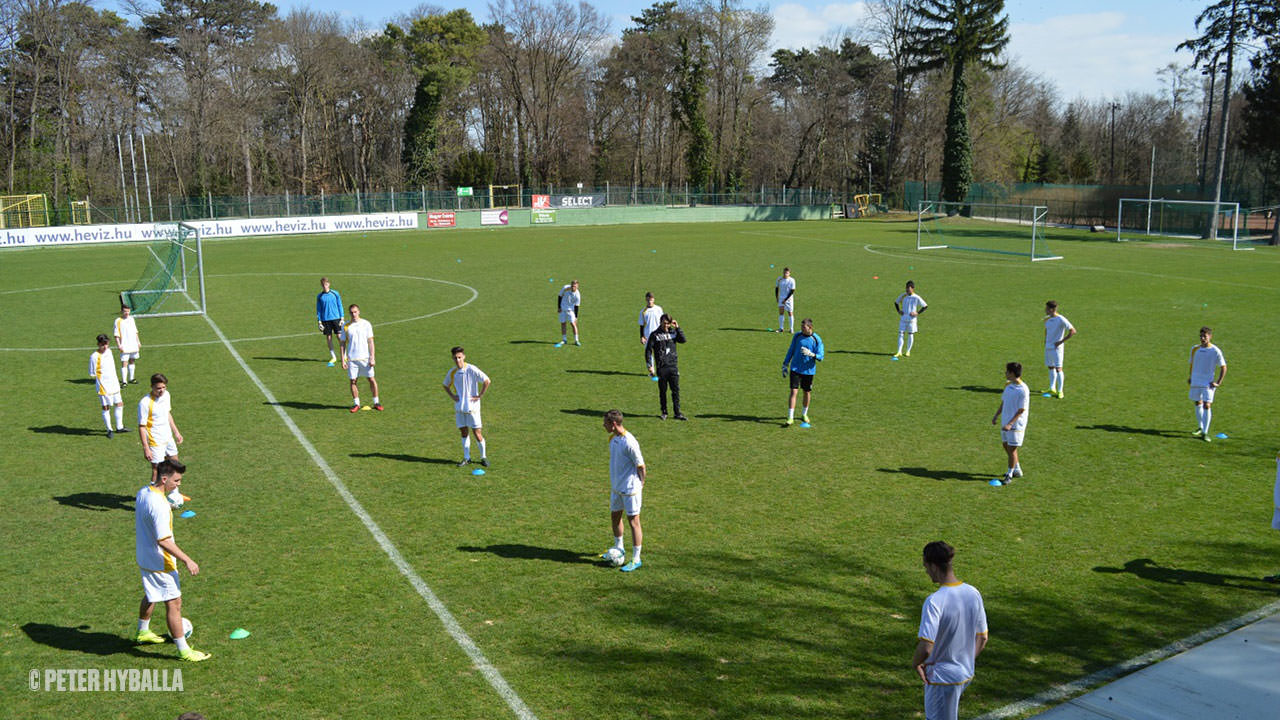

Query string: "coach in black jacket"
[[645, 314, 687, 420]]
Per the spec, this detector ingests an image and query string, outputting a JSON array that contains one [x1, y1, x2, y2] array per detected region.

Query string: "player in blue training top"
[[316, 277, 344, 366], [782, 317, 824, 426]]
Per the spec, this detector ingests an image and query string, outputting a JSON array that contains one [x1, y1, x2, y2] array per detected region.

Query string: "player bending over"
[[556, 280, 581, 347]]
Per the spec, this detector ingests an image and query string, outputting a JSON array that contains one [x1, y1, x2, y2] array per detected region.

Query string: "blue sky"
[[103, 0, 1212, 100]]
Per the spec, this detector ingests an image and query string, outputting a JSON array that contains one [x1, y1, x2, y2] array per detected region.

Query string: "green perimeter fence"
[[905, 181, 1279, 240]]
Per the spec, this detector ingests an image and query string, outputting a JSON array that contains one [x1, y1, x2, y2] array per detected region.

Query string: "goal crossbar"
[[1116, 198, 1250, 250], [917, 201, 1061, 261]]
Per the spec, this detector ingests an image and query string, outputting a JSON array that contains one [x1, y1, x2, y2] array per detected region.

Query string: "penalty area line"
[[200, 312, 538, 720], [974, 598, 1280, 719]]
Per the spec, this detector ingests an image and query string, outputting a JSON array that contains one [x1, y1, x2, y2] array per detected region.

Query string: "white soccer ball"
[[167, 489, 185, 509], [174, 617, 192, 639], [605, 548, 626, 567]]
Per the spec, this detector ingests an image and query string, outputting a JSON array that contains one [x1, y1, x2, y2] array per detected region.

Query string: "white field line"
[[200, 312, 537, 720], [974, 598, 1280, 720]]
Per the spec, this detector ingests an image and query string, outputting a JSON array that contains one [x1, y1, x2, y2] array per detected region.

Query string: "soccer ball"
[[605, 548, 625, 567], [172, 617, 193, 639], [167, 489, 185, 509]]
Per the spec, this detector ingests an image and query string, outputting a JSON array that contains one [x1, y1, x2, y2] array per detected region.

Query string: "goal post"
[[120, 222, 206, 317], [916, 201, 1061, 261], [1116, 198, 1250, 250], [488, 184, 522, 208]]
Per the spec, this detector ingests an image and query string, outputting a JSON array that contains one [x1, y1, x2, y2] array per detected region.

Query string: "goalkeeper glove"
[[800, 346, 815, 358], [781, 364, 789, 378]]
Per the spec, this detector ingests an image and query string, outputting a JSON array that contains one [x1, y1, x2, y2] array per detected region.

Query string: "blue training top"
[[783, 332, 824, 375], [316, 289, 343, 322]]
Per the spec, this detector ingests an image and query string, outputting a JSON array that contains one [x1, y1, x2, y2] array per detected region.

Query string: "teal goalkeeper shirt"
[[316, 289, 343, 322], [783, 332, 824, 375]]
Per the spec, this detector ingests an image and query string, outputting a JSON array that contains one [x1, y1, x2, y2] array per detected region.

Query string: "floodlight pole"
[[1146, 145, 1155, 234], [1108, 102, 1120, 184]]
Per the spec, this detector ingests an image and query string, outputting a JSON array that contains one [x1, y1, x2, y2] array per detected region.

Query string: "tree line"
[[2, 0, 1278, 213]]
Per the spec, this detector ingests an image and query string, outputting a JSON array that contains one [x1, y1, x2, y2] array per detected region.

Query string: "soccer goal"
[[916, 201, 1061, 261], [1116, 198, 1251, 250], [120, 222, 206, 317]]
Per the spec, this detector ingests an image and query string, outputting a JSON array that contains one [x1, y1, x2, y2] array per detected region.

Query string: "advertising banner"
[[480, 209, 509, 226], [426, 211, 456, 228], [550, 194, 606, 208], [0, 212, 420, 249], [456, 187, 474, 197], [531, 194, 550, 209], [532, 209, 557, 224]]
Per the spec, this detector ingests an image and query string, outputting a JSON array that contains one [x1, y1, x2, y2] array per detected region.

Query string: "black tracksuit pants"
[[657, 365, 680, 415]]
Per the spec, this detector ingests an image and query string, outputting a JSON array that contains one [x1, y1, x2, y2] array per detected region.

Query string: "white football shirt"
[[609, 431, 645, 494], [776, 276, 796, 303], [90, 348, 121, 396], [918, 582, 988, 684], [559, 286, 581, 312], [341, 318, 374, 361], [1044, 315, 1075, 348], [897, 292, 928, 316], [639, 305, 664, 339], [114, 316, 140, 353], [1001, 381, 1029, 429], [1189, 344, 1226, 387], [135, 484, 176, 572], [445, 364, 490, 413], [138, 391, 174, 447]]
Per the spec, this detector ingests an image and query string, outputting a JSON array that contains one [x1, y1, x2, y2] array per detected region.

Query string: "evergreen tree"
[[904, 0, 1009, 202]]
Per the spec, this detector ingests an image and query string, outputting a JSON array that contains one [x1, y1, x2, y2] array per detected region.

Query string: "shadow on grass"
[[1076, 424, 1187, 439], [947, 385, 1002, 394], [22, 623, 153, 658], [30, 425, 99, 436], [877, 467, 994, 482], [54, 492, 134, 512], [561, 408, 644, 418], [696, 412, 778, 425], [717, 327, 781, 333], [1093, 558, 1279, 592], [457, 544, 597, 564], [265, 400, 351, 411], [566, 369, 648, 377], [66, 377, 96, 385], [253, 355, 322, 363], [350, 452, 455, 465], [509, 339, 556, 345], [828, 349, 895, 357]]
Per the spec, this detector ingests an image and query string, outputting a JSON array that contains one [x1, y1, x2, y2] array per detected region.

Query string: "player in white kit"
[[340, 304, 381, 412], [1187, 326, 1226, 442], [991, 362, 1029, 485], [912, 541, 988, 720], [114, 305, 141, 384], [90, 334, 126, 437], [1042, 301, 1076, 398], [775, 268, 796, 333], [894, 281, 928, 358], [639, 291, 664, 376], [444, 346, 491, 467], [556, 280, 581, 347]]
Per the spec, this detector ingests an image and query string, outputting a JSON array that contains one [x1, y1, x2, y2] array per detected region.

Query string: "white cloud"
[[1008, 12, 1186, 100], [770, 2, 872, 52]]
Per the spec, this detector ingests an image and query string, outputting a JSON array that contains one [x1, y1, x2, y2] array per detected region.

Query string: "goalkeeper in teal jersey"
[[316, 277, 344, 365], [782, 318, 824, 426]]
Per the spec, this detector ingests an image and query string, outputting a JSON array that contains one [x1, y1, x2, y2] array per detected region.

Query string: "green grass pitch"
[[1, 216, 1277, 719]]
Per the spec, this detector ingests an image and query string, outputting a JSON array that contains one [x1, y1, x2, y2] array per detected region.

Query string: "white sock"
[[352, 396, 360, 407], [1057, 370, 1065, 393], [102, 409, 112, 431], [372, 396, 380, 404], [122, 362, 129, 379], [561, 334, 567, 342], [614, 536, 624, 550], [1203, 408, 1212, 434], [788, 316, 794, 332], [129, 365, 136, 382], [137, 619, 149, 632], [1048, 368, 1056, 389], [905, 334, 915, 352], [114, 405, 125, 429], [462, 436, 471, 460], [802, 404, 809, 417], [788, 407, 795, 420], [896, 333, 904, 354], [573, 332, 579, 341], [477, 439, 486, 458], [632, 545, 642, 563], [174, 636, 189, 652], [778, 314, 784, 330], [1195, 405, 1205, 429]]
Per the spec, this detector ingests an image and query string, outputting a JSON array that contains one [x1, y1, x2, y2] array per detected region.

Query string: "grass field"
[[2, 215, 1277, 719]]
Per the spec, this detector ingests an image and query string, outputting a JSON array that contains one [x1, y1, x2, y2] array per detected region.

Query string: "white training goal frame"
[[1115, 198, 1250, 250], [916, 201, 1061, 261], [121, 222, 207, 318]]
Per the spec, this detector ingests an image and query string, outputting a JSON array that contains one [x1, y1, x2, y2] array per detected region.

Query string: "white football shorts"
[[455, 409, 482, 429], [1189, 386, 1215, 403], [923, 681, 968, 720], [559, 309, 577, 323], [140, 569, 182, 603], [120, 351, 139, 361], [1001, 428, 1025, 447], [146, 439, 179, 464], [610, 488, 642, 516], [347, 358, 374, 380], [100, 392, 123, 407], [1044, 345, 1065, 368], [899, 316, 919, 333], [778, 299, 794, 312]]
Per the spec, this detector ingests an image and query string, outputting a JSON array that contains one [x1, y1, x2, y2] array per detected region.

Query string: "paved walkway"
[[1030, 612, 1280, 719]]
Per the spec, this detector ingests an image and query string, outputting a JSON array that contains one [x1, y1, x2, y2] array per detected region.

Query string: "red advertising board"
[[427, 211, 456, 228], [532, 194, 550, 209]]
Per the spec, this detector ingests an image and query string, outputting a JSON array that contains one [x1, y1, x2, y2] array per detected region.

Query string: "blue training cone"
[[1215, 432, 1228, 439], [799, 422, 811, 428], [650, 375, 659, 381], [988, 479, 1004, 487], [472, 468, 486, 476], [179, 510, 196, 518]]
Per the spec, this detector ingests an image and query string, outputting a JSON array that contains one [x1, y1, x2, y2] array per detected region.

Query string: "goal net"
[[917, 201, 1061, 261], [120, 222, 206, 317], [1115, 199, 1250, 250]]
